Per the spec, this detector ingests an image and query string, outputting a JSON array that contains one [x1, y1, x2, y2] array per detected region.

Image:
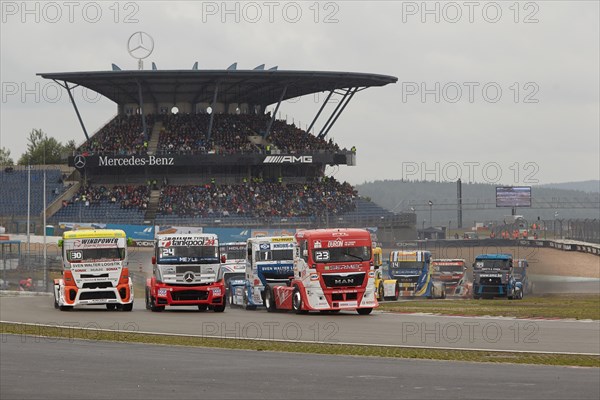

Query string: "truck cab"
[[229, 236, 295, 310], [431, 259, 467, 296], [218, 242, 248, 306], [145, 233, 225, 312], [264, 228, 378, 315], [53, 229, 133, 311], [513, 259, 532, 295], [387, 250, 445, 299], [472, 254, 522, 300]]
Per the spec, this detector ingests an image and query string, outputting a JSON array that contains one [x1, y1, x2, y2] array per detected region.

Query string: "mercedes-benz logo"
[[74, 155, 86, 169], [127, 31, 154, 60], [183, 272, 195, 283]]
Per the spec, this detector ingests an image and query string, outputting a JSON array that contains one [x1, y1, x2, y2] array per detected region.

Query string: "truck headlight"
[[212, 288, 222, 296]]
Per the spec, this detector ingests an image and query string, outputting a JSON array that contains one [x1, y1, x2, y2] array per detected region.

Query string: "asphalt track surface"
[[1, 334, 599, 400], [1, 295, 599, 354]]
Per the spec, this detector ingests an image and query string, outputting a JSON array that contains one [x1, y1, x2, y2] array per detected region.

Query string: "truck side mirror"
[[221, 255, 226, 263], [152, 256, 156, 264]]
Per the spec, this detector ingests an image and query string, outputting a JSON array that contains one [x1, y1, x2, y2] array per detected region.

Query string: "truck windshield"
[[312, 246, 371, 263], [256, 249, 294, 261], [475, 260, 510, 270], [220, 245, 246, 260], [433, 264, 463, 273], [158, 246, 218, 263], [67, 247, 125, 262]]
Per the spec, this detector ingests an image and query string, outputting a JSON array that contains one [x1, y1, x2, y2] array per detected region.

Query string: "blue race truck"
[[228, 236, 295, 310], [472, 254, 523, 300]]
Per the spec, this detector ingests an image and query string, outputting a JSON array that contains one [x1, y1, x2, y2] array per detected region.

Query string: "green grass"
[[378, 294, 600, 320], [1, 322, 598, 368]]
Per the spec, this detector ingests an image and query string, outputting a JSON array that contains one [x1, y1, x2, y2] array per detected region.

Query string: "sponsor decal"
[[98, 155, 175, 167], [310, 274, 319, 280], [271, 237, 294, 242], [159, 237, 216, 247], [259, 243, 270, 250], [327, 239, 344, 248], [263, 155, 313, 164], [313, 240, 322, 249], [157, 288, 169, 297], [331, 232, 349, 237], [272, 243, 294, 249], [343, 240, 356, 246], [275, 287, 292, 304], [334, 277, 356, 285], [338, 301, 357, 307], [324, 265, 361, 271]]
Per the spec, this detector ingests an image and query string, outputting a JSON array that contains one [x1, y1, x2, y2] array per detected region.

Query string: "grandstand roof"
[[37, 70, 398, 106]]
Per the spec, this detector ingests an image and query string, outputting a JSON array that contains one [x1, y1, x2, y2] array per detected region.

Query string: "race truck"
[[218, 242, 248, 305], [263, 228, 378, 315], [145, 233, 225, 312], [383, 250, 445, 299], [513, 259, 533, 295], [472, 254, 523, 300], [53, 229, 133, 311], [431, 259, 467, 296], [229, 236, 296, 310]]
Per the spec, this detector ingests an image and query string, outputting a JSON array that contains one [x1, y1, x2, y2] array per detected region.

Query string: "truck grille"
[[322, 273, 365, 288], [171, 290, 209, 301], [176, 266, 202, 273], [82, 282, 114, 289], [80, 291, 116, 300]]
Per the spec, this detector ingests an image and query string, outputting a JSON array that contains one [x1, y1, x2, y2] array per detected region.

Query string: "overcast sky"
[[1, 1, 598, 186]]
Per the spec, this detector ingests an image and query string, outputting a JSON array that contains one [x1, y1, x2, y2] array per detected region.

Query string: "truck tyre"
[[292, 287, 308, 314], [378, 284, 384, 302], [106, 304, 117, 310], [122, 302, 133, 311], [394, 283, 400, 301], [197, 304, 208, 311], [147, 292, 164, 312], [264, 285, 276, 312], [53, 292, 59, 309], [213, 303, 225, 312], [59, 305, 73, 311], [228, 289, 234, 307], [357, 308, 373, 315]]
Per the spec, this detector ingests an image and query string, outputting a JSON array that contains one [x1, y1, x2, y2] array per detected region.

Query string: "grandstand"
[[1, 66, 416, 242]]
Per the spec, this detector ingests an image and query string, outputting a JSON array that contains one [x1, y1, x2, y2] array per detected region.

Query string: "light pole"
[[428, 200, 433, 227]]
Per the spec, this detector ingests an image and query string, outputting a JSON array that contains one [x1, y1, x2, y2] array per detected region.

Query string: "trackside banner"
[[69, 153, 348, 169]]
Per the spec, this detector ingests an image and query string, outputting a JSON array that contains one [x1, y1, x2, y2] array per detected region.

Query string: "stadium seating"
[[0, 168, 68, 216]]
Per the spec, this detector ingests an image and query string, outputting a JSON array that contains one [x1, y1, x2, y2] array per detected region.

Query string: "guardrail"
[[387, 238, 600, 256]]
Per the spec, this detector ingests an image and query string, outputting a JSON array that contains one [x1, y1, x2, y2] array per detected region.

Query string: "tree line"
[[0, 129, 75, 166]]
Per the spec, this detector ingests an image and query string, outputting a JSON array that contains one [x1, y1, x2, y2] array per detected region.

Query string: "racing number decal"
[[69, 251, 83, 260], [315, 250, 330, 262], [162, 248, 174, 257]]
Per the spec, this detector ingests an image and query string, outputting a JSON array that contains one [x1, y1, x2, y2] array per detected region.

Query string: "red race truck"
[[264, 228, 378, 315], [145, 233, 225, 312], [431, 259, 467, 296]]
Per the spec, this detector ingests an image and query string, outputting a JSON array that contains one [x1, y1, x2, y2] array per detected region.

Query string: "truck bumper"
[[152, 282, 224, 306], [58, 280, 133, 306]]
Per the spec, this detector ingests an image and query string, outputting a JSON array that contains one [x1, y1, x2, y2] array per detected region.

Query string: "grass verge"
[[378, 294, 600, 320], [1, 322, 598, 367]]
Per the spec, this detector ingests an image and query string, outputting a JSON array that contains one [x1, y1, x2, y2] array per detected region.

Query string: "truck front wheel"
[[121, 302, 133, 311], [213, 304, 225, 313], [264, 286, 277, 312], [146, 289, 164, 312], [357, 308, 373, 315], [292, 287, 307, 314]]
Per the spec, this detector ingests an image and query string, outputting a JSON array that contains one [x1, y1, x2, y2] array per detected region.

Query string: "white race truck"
[[54, 229, 133, 311]]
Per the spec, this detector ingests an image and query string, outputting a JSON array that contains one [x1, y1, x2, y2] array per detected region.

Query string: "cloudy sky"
[[1, 1, 598, 186]]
